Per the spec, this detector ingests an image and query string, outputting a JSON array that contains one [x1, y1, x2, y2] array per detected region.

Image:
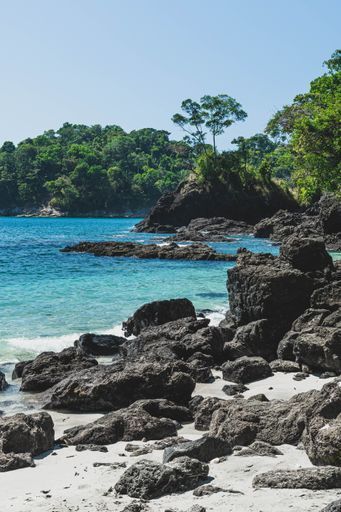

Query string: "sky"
[[0, 0, 340, 149]]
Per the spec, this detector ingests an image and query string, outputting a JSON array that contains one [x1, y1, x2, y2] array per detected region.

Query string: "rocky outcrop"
[[20, 347, 98, 392], [322, 500, 341, 512], [163, 436, 231, 463], [59, 399, 191, 446], [254, 194, 341, 251], [61, 240, 237, 262], [43, 361, 195, 412], [253, 467, 341, 489], [280, 236, 334, 272], [0, 412, 54, 455], [115, 456, 209, 499], [166, 217, 252, 242], [135, 175, 297, 231], [74, 333, 126, 356], [123, 299, 196, 337]]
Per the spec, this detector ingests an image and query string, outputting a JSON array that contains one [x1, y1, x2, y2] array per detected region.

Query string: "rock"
[[135, 175, 297, 231], [225, 319, 278, 361], [321, 499, 341, 512], [193, 484, 226, 496], [0, 371, 8, 391], [222, 356, 272, 384], [74, 333, 126, 356], [166, 217, 252, 242], [121, 501, 150, 512], [270, 359, 300, 373], [293, 326, 341, 373], [247, 394, 269, 402], [59, 399, 191, 445], [319, 194, 341, 234], [163, 435, 231, 463], [234, 440, 283, 457], [280, 236, 334, 272], [227, 249, 314, 351], [193, 397, 225, 431], [61, 241, 237, 262], [12, 360, 32, 379], [311, 283, 341, 310], [0, 452, 35, 472], [209, 388, 320, 447], [150, 436, 190, 451], [43, 361, 195, 412], [222, 383, 249, 396], [0, 412, 54, 455], [123, 298, 196, 336], [20, 347, 98, 392], [115, 456, 209, 499], [75, 444, 108, 452], [253, 466, 341, 489]]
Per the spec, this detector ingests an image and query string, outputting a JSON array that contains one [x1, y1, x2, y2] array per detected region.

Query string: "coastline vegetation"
[[0, 51, 339, 213]]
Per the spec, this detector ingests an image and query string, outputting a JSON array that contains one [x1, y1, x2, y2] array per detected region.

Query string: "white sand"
[[1, 372, 340, 512]]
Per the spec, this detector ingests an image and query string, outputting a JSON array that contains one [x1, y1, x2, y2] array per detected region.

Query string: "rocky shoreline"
[[0, 231, 341, 511]]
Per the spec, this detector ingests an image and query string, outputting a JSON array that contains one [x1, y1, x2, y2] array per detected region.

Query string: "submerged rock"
[[123, 298, 196, 337], [61, 240, 237, 262]]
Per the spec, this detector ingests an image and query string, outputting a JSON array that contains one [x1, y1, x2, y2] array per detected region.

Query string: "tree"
[[172, 94, 247, 154]]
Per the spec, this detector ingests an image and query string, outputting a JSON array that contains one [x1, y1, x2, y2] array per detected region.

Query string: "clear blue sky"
[[0, 0, 340, 148]]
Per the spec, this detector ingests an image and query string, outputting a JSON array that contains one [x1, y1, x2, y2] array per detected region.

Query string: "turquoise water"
[[0, 217, 278, 363]]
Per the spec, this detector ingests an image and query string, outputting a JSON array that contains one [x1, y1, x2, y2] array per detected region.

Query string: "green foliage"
[[172, 94, 247, 154], [0, 124, 193, 212], [266, 50, 341, 202]]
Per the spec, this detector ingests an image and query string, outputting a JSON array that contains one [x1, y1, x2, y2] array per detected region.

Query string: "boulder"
[[163, 436, 231, 463], [319, 194, 341, 234], [225, 319, 278, 361], [193, 397, 225, 431], [234, 440, 283, 457], [222, 383, 249, 396], [20, 347, 98, 392], [115, 456, 209, 499], [321, 500, 341, 512], [0, 452, 35, 472], [253, 467, 341, 489], [12, 360, 32, 380], [270, 359, 300, 373], [59, 399, 187, 446], [293, 326, 341, 373], [280, 236, 334, 272], [222, 356, 272, 384], [43, 361, 195, 412], [0, 412, 54, 455], [0, 371, 8, 391], [74, 333, 126, 356], [123, 298, 196, 336]]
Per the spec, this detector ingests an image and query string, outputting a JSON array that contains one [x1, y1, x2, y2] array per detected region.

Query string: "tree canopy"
[[0, 124, 193, 212]]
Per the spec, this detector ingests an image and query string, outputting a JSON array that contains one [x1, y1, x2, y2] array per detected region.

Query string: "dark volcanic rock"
[[0, 412, 54, 455], [234, 440, 283, 457], [135, 176, 297, 231], [321, 500, 341, 512], [0, 371, 8, 391], [222, 383, 249, 396], [59, 399, 188, 446], [43, 361, 195, 412], [115, 456, 209, 499], [20, 347, 98, 392], [12, 360, 32, 380], [222, 356, 272, 384], [0, 452, 35, 472], [270, 359, 300, 373], [319, 194, 341, 235], [253, 467, 341, 489], [166, 217, 252, 242], [74, 333, 126, 356], [61, 240, 237, 262], [193, 397, 226, 431], [280, 236, 334, 272], [163, 436, 231, 463], [123, 298, 196, 337]]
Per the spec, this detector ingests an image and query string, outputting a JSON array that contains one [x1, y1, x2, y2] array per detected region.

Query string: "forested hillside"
[[0, 125, 193, 212]]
